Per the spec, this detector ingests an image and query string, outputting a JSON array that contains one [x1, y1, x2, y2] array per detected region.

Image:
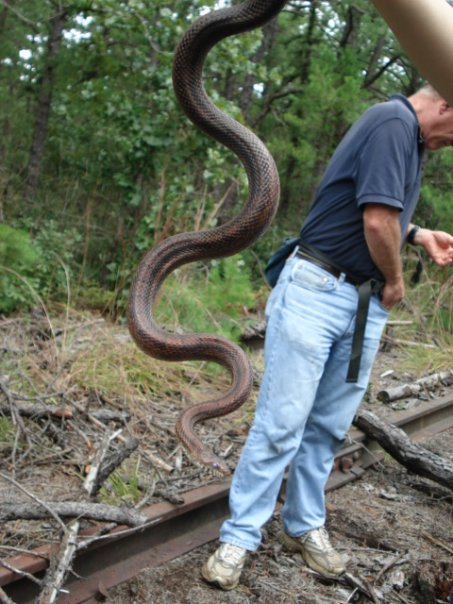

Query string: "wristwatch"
[[407, 225, 421, 245]]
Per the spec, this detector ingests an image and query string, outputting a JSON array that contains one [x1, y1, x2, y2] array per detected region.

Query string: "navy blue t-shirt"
[[300, 95, 425, 281]]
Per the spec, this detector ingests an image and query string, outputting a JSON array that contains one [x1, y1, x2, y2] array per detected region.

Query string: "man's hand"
[[412, 228, 453, 266], [380, 278, 405, 311]]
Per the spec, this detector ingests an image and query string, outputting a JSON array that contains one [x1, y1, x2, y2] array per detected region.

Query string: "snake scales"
[[127, 0, 287, 475]]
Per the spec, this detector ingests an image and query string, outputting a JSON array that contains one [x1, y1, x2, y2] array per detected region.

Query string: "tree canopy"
[[1, 0, 452, 315]]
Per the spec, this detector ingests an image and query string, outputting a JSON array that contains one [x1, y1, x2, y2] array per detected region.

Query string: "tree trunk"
[[24, 7, 68, 202], [353, 408, 453, 491], [0, 6, 8, 40], [279, 0, 319, 217], [239, 18, 280, 121]]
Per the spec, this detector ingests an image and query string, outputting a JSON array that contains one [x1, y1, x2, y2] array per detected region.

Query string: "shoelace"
[[220, 544, 245, 564], [307, 528, 334, 552]]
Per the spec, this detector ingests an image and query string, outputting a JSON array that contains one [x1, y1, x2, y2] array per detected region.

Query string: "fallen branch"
[[84, 429, 122, 495], [36, 428, 143, 604], [37, 522, 79, 604], [353, 409, 453, 491], [0, 401, 129, 424], [142, 449, 174, 473], [0, 472, 67, 533], [421, 531, 453, 556], [0, 586, 16, 604], [0, 379, 32, 468], [90, 437, 139, 496], [317, 570, 383, 603], [0, 558, 43, 585], [374, 551, 410, 583], [377, 370, 453, 403], [343, 572, 382, 604], [381, 334, 438, 350], [0, 501, 147, 526], [238, 319, 414, 345]]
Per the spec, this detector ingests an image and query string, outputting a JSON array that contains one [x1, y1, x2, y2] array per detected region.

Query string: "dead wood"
[[374, 552, 410, 583], [381, 334, 438, 350], [37, 521, 79, 604], [0, 379, 32, 465], [0, 557, 43, 586], [377, 370, 453, 403], [332, 508, 401, 552], [0, 401, 129, 424], [353, 409, 453, 490], [84, 430, 122, 495], [0, 585, 16, 604], [142, 449, 174, 473], [239, 320, 266, 343], [36, 428, 138, 604], [414, 559, 453, 604], [421, 532, 453, 556], [0, 471, 67, 533], [343, 572, 382, 604], [0, 502, 146, 526], [315, 569, 384, 603], [407, 479, 453, 502], [90, 437, 139, 495], [238, 319, 414, 346]]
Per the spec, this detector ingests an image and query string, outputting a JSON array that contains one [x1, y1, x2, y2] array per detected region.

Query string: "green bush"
[[156, 255, 255, 342], [0, 221, 82, 314], [0, 224, 41, 313]]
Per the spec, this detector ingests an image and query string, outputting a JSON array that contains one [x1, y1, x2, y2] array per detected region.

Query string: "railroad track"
[[1, 395, 453, 604]]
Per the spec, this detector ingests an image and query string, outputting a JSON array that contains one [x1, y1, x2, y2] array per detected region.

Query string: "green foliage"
[[0, 0, 452, 323], [418, 150, 453, 232], [0, 224, 38, 269], [0, 221, 82, 314], [0, 225, 40, 313], [101, 461, 143, 505], [0, 417, 14, 447], [389, 258, 453, 375], [156, 255, 255, 342]]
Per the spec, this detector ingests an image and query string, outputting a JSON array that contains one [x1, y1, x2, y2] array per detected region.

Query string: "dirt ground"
[[105, 428, 453, 604], [1, 315, 452, 603], [106, 353, 453, 604]]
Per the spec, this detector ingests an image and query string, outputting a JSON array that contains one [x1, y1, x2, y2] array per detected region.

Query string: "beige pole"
[[372, 0, 453, 103]]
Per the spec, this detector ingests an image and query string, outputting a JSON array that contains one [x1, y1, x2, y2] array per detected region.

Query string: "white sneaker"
[[201, 543, 248, 590], [278, 527, 346, 577]]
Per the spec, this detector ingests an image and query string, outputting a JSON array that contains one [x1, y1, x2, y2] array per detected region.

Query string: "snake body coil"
[[127, 0, 287, 475]]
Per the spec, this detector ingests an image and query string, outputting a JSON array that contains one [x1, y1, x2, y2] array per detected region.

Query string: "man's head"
[[409, 84, 453, 150]]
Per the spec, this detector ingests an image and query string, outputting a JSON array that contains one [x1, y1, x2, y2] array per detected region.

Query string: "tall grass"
[[390, 255, 452, 375]]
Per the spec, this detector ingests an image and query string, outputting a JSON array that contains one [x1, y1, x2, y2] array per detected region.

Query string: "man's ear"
[[439, 99, 451, 114]]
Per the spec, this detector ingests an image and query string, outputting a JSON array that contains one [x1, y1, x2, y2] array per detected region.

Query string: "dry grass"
[[0, 307, 258, 535]]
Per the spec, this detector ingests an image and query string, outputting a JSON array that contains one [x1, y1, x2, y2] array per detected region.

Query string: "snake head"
[[199, 451, 231, 477]]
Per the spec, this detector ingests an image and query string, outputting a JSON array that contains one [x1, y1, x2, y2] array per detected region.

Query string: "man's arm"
[[363, 204, 404, 310], [371, 0, 453, 106], [406, 223, 453, 266]]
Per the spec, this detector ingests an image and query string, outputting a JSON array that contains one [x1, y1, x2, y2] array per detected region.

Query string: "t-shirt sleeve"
[[356, 118, 414, 211]]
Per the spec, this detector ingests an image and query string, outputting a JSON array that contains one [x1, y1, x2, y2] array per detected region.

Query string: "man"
[[201, 85, 453, 591]]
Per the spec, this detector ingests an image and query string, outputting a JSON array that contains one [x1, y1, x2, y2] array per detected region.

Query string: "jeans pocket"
[[373, 295, 390, 315], [289, 259, 337, 293]]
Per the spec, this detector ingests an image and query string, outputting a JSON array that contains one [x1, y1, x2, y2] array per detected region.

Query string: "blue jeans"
[[220, 255, 388, 551]]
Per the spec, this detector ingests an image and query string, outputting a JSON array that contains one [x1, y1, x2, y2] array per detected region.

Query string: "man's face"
[[424, 101, 453, 150]]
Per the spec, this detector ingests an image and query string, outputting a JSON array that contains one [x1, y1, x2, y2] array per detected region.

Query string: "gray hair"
[[418, 83, 443, 99]]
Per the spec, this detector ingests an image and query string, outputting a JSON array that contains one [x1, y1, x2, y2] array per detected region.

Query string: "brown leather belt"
[[296, 250, 361, 287]]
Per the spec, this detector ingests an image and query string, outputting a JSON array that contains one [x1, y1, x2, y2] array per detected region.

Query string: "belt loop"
[[290, 245, 300, 259]]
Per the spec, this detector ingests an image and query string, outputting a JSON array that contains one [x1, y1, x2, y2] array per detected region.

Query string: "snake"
[[127, 0, 288, 476]]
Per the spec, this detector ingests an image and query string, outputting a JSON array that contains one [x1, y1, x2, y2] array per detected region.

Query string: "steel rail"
[[1, 395, 452, 604]]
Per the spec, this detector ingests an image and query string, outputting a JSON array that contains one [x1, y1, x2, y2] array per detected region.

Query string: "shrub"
[[0, 224, 41, 313]]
